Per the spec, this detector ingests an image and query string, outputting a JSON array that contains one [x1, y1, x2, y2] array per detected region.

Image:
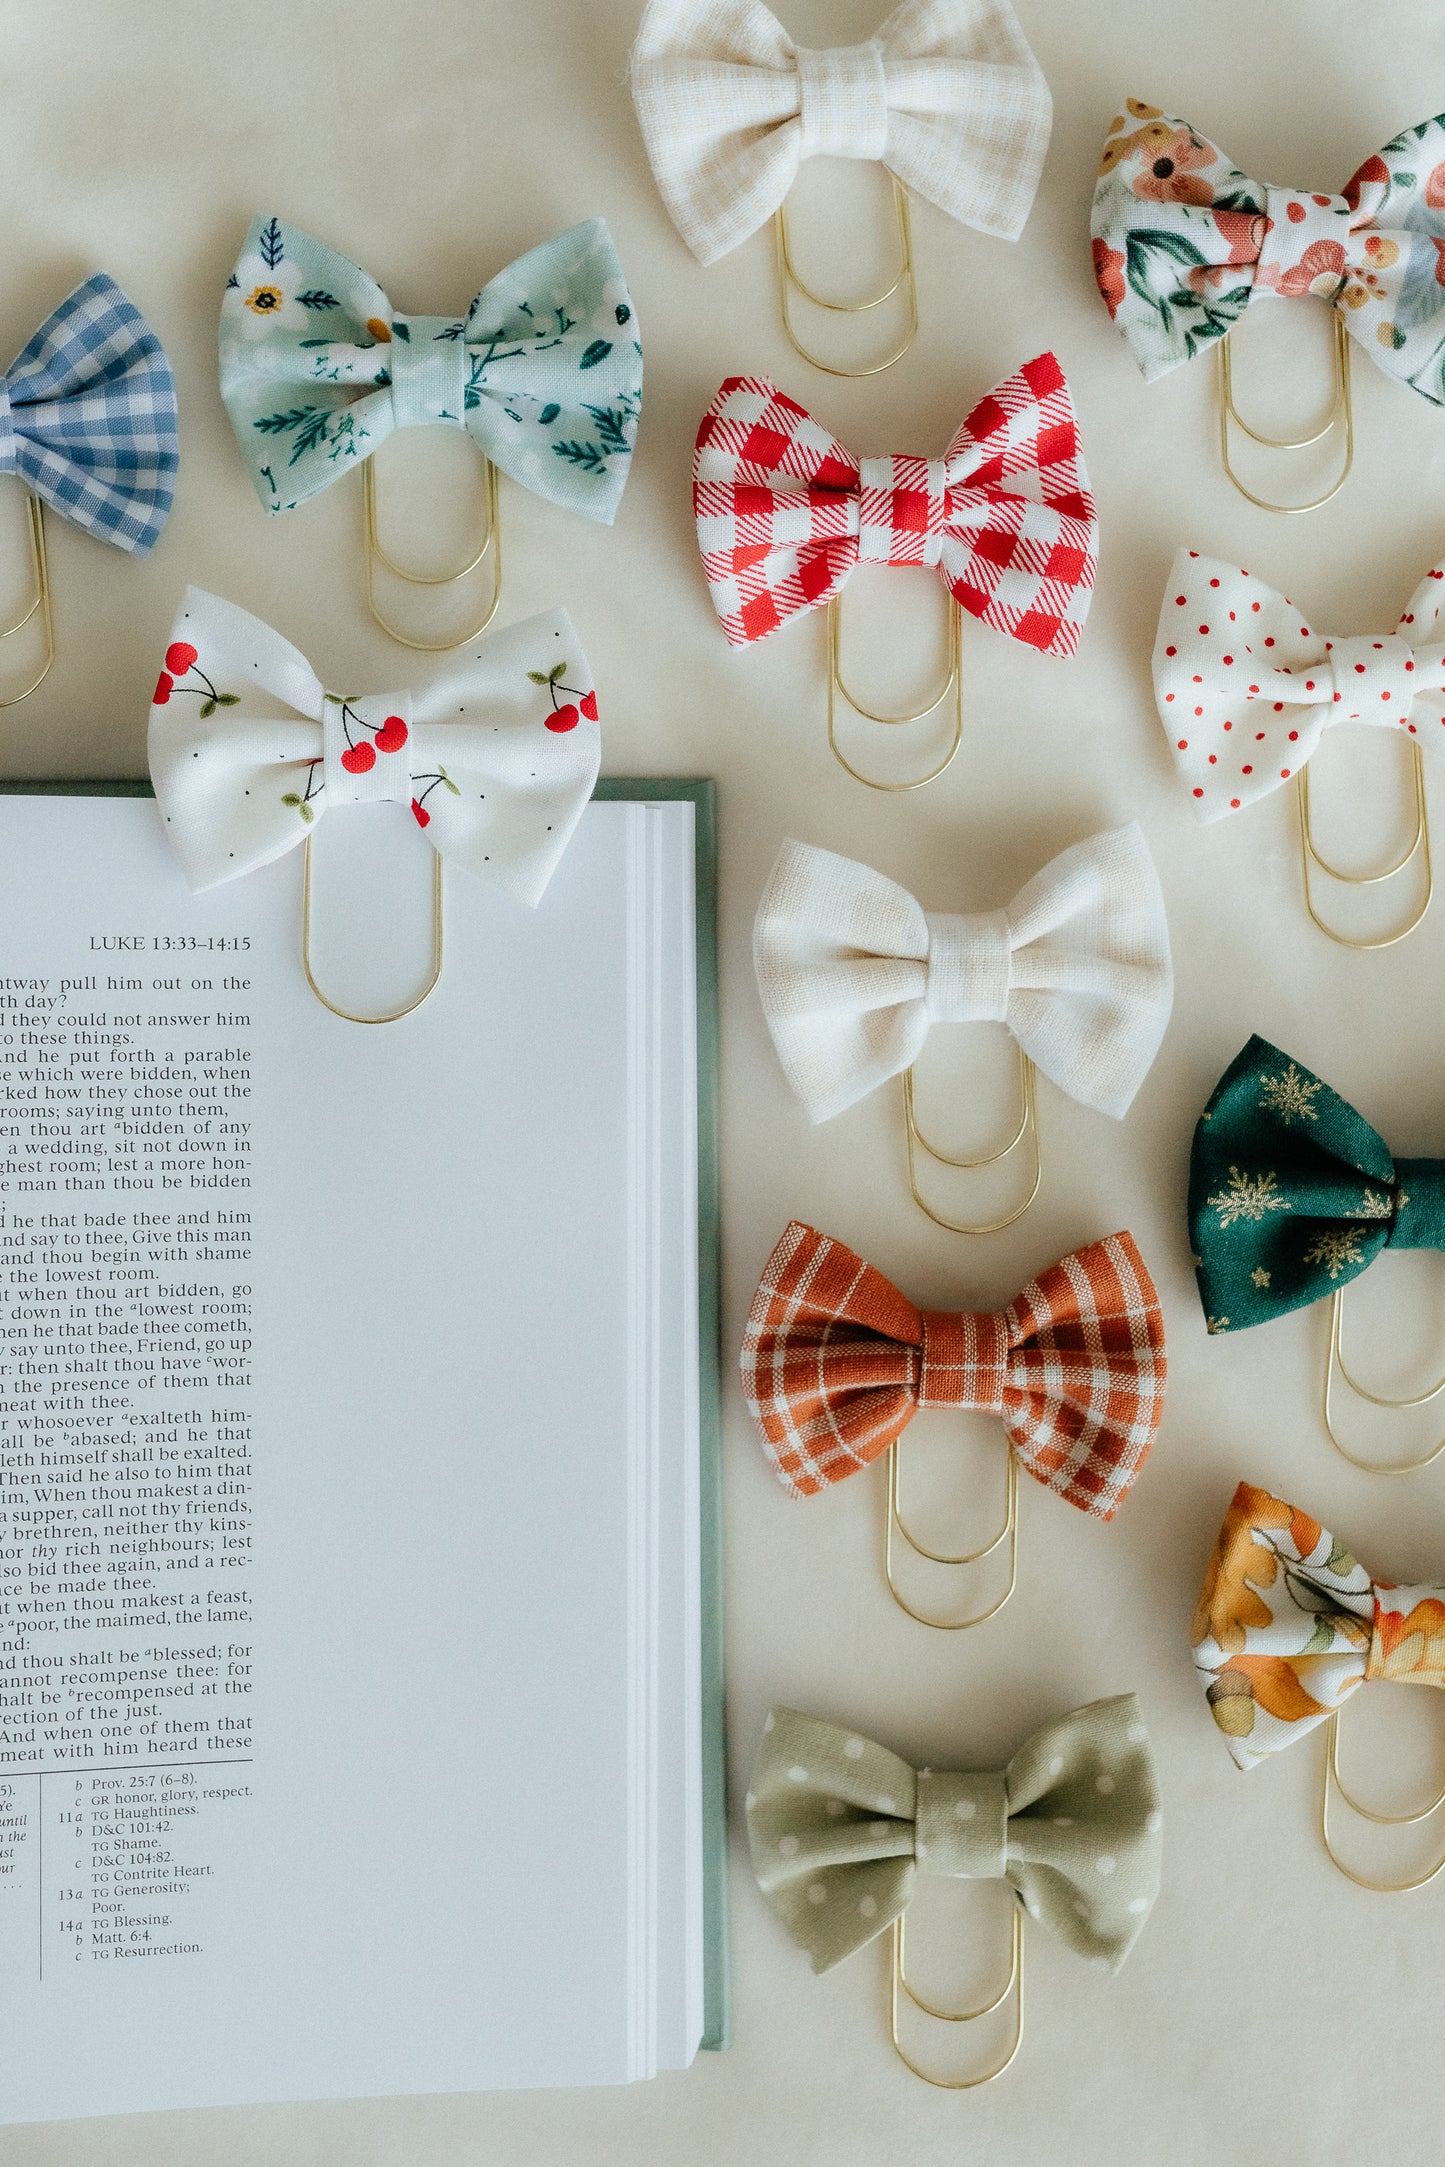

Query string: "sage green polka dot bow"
[[747, 1696, 1160, 1975], [220, 215, 641, 520], [1189, 1035, 1445, 1334]]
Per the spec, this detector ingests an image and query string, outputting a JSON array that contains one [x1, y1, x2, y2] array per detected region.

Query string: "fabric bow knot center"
[[0, 380, 17, 477], [322, 690, 415, 806], [1365, 1580, 1445, 1685], [794, 40, 889, 164], [388, 314, 470, 431], [1258, 188, 1354, 297], [914, 1769, 1008, 1879], [857, 456, 950, 569], [924, 908, 1011, 1022], [917, 1308, 1009, 1415], [1314, 633, 1431, 725], [1385, 1158, 1445, 1251]]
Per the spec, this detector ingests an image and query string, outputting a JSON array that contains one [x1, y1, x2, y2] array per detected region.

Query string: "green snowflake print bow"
[[220, 215, 642, 520], [1189, 1035, 1445, 1333], [747, 1697, 1161, 1977]]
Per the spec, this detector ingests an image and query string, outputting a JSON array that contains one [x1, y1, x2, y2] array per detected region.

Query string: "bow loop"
[[693, 357, 1097, 655], [148, 587, 600, 905], [917, 1308, 1008, 1413], [740, 1221, 1165, 1513], [915, 1769, 1007, 1878], [0, 274, 177, 555], [221, 216, 641, 523], [747, 1697, 1160, 1974], [753, 827, 1171, 1127], [796, 40, 889, 160]]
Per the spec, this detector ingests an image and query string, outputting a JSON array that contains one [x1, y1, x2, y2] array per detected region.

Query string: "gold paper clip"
[[775, 171, 918, 378], [301, 838, 443, 1025], [1217, 311, 1354, 514], [902, 1045, 1040, 1234], [1296, 740, 1432, 949], [827, 591, 962, 791], [1319, 1706, 1445, 1891], [889, 1899, 1023, 2087], [0, 492, 55, 707], [884, 1437, 1018, 1630], [1320, 1284, 1445, 1474], [363, 451, 502, 651]]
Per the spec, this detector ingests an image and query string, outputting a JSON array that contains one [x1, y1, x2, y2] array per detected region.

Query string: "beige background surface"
[[6, 1, 1445, 2159]]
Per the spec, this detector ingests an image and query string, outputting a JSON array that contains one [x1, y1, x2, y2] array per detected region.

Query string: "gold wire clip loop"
[[301, 839, 444, 1025], [0, 492, 55, 708], [889, 1902, 1024, 2087], [903, 1047, 1040, 1235], [775, 172, 918, 378], [884, 1438, 1019, 1630], [1319, 1706, 1445, 1891], [363, 452, 502, 651], [827, 592, 962, 792], [1218, 311, 1354, 514], [1320, 1284, 1445, 1474], [1296, 743, 1432, 949]]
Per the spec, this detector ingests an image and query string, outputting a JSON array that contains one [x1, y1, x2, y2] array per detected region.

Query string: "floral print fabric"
[[1091, 101, 1445, 405], [1193, 1482, 1445, 1768], [220, 215, 641, 519], [1189, 1035, 1445, 1336]]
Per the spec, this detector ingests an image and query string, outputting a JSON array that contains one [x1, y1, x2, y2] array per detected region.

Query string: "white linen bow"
[[148, 588, 600, 900], [753, 825, 1173, 1124], [630, 0, 1052, 266]]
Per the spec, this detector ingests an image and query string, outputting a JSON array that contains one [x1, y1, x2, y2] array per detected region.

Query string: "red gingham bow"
[[693, 353, 1098, 654], [740, 1223, 1165, 1513]]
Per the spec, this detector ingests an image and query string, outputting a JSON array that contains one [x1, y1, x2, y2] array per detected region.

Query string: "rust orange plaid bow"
[[740, 1222, 1166, 1511]]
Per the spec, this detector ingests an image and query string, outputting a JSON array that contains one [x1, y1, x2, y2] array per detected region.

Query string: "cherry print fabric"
[[1152, 549, 1445, 821], [148, 586, 600, 900]]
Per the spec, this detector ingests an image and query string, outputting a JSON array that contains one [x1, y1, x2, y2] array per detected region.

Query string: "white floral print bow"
[[148, 587, 600, 900]]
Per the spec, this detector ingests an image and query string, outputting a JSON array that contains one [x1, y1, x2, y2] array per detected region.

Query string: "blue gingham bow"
[[0, 274, 178, 555], [220, 215, 642, 521]]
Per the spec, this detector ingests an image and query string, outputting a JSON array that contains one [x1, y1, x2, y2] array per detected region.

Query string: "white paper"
[[0, 792, 702, 2121]]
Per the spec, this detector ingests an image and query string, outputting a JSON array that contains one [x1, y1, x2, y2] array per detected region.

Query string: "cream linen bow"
[[630, 0, 1052, 266], [752, 825, 1173, 1124], [148, 587, 599, 901]]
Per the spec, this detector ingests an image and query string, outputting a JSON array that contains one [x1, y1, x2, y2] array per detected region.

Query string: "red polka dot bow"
[[739, 1221, 1165, 1512], [692, 354, 1097, 655], [1153, 550, 1445, 820], [1091, 103, 1445, 400]]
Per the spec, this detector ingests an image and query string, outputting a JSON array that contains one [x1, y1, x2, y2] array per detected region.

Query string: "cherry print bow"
[[740, 1221, 1165, 1511], [147, 588, 600, 901], [1092, 103, 1445, 404], [692, 355, 1097, 655], [1154, 550, 1445, 819]]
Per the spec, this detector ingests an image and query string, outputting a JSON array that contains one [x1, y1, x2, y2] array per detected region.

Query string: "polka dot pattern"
[[1154, 550, 1445, 822]]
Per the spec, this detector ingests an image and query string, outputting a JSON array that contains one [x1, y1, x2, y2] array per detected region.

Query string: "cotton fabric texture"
[[1193, 1482, 1445, 1769], [630, 0, 1052, 266], [0, 273, 177, 556], [747, 1697, 1160, 1975], [693, 356, 1096, 655], [1091, 101, 1445, 403], [220, 215, 641, 520], [1154, 549, 1445, 820], [1189, 1035, 1445, 1335], [753, 824, 1172, 1126], [740, 1220, 1166, 1512], [148, 587, 600, 903]]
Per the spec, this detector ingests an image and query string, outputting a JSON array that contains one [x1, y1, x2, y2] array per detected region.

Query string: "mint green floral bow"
[[220, 216, 641, 520]]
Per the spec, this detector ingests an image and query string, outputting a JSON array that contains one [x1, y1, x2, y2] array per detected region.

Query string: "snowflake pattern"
[[1301, 1229, 1366, 1280], [1250, 1268, 1271, 1289], [1208, 1167, 1292, 1229], [1357, 1189, 1394, 1221], [1205, 1315, 1231, 1335], [1259, 1063, 1321, 1127]]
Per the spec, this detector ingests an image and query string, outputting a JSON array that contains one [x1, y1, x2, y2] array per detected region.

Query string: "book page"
[[0, 793, 700, 2120]]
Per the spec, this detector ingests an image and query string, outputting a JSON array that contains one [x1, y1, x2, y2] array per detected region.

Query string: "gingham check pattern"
[[630, 0, 1053, 267], [740, 1222, 1165, 1513], [693, 353, 1097, 654], [0, 274, 177, 555]]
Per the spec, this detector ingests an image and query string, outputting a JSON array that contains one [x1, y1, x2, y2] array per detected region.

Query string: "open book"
[[0, 781, 725, 2122]]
